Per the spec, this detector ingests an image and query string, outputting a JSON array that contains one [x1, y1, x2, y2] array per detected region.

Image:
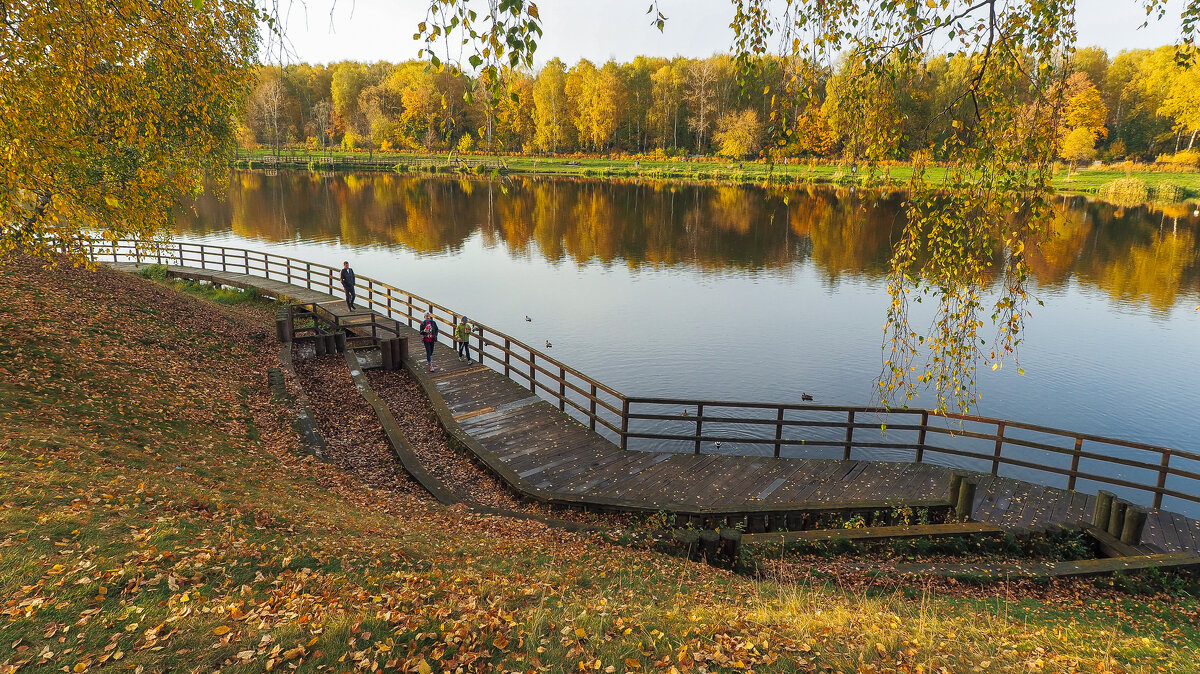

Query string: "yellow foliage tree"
[[713, 110, 763, 159], [1, 0, 260, 262]]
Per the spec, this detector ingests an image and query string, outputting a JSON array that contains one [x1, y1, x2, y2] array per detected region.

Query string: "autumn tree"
[[1, 0, 259, 262], [713, 109, 763, 159], [1061, 126, 1099, 171], [685, 58, 720, 151], [532, 58, 570, 154], [565, 60, 623, 152], [649, 62, 686, 151]]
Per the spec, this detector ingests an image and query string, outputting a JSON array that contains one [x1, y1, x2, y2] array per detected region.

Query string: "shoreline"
[[233, 149, 1200, 204]]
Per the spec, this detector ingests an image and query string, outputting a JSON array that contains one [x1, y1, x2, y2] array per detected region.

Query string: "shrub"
[[1155, 149, 1200, 167], [1099, 177, 1149, 206]]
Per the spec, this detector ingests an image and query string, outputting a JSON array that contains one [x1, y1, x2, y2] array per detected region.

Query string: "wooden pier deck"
[[109, 260, 1200, 554]]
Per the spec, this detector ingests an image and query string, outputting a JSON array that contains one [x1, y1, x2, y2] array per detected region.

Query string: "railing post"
[[589, 384, 597, 432], [306, 262, 312, 289], [243, 249, 249, 274], [111, 239, 117, 262], [774, 407, 784, 458], [991, 423, 1006, 475], [620, 398, 630, 450], [220, 247, 227, 272], [558, 368, 566, 412], [842, 410, 855, 460], [528, 352, 536, 393], [407, 295, 414, 327], [1154, 451, 1170, 510], [199, 246, 205, 269], [177, 241, 182, 266], [915, 410, 929, 462], [504, 338, 511, 377], [694, 403, 704, 455], [285, 257, 292, 283], [1068, 437, 1083, 491]]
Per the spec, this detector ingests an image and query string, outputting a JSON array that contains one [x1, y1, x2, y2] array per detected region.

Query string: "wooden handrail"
[[96, 239, 1200, 512]]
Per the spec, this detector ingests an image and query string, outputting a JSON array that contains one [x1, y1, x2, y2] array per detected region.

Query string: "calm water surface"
[[177, 171, 1200, 507]]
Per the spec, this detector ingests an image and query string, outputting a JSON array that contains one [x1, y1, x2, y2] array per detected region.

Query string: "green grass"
[[2, 256, 1199, 673]]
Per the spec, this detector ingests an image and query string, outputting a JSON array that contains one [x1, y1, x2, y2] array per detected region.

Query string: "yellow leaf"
[[575, 627, 586, 638], [418, 660, 432, 674], [306, 636, 318, 647], [213, 626, 231, 636], [624, 659, 642, 670], [74, 664, 88, 673]]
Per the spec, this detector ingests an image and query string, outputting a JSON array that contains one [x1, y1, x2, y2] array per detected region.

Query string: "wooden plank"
[[1080, 524, 1142, 558], [741, 522, 1004, 545], [1171, 511, 1198, 552], [1156, 511, 1183, 552], [1182, 515, 1200, 553], [893, 553, 1200, 579], [764, 461, 846, 504], [649, 454, 724, 503], [747, 461, 811, 503], [533, 442, 629, 487], [1141, 511, 1168, 552], [772, 461, 856, 504], [714, 460, 772, 505], [560, 450, 661, 494]]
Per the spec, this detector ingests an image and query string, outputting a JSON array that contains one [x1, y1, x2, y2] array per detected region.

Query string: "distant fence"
[[91, 239, 1200, 515]]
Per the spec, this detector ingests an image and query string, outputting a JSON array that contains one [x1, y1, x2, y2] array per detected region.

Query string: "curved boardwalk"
[[110, 261, 1200, 554]]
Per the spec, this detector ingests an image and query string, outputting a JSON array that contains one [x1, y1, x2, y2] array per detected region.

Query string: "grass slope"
[[1, 257, 1197, 673]]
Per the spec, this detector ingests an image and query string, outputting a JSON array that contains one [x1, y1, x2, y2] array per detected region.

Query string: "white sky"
[[266, 0, 1189, 66]]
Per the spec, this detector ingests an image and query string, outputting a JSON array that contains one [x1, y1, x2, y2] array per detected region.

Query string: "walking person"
[[340, 261, 356, 310], [420, 311, 439, 372], [454, 316, 473, 363]]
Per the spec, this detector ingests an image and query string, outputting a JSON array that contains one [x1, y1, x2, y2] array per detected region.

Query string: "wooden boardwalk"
[[111, 262, 1200, 554]]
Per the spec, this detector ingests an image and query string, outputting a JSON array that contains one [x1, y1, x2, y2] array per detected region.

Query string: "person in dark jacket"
[[420, 312, 439, 372], [340, 261, 356, 310]]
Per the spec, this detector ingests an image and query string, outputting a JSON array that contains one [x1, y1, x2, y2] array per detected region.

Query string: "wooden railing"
[[92, 239, 1200, 514]]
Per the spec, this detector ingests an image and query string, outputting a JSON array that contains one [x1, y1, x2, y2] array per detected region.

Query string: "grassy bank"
[[2, 257, 1199, 672], [236, 148, 1200, 202]]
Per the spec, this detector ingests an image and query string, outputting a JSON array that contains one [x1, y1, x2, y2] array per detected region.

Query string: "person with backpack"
[[454, 316, 474, 363], [420, 312, 439, 372], [340, 261, 356, 310]]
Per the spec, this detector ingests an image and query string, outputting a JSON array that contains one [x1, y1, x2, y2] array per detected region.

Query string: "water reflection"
[[178, 172, 1200, 311]]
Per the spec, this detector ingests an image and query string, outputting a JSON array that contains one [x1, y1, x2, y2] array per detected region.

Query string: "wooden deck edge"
[[892, 553, 1200, 580], [403, 349, 957, 518], [335, 350, 615, 534], [340, 350, 461, 506], [276, 343, 329, 461], [741, 522, 1004, 546]]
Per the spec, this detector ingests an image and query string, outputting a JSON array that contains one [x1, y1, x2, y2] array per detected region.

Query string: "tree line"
[[241, 47, 1200, 164]]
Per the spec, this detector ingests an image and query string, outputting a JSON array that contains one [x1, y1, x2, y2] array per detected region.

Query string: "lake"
[[177, 170, 1200, 511]]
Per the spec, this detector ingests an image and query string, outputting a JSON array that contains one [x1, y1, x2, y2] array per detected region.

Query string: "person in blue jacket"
[[420, 312, 439, 372], [340, 261, 356, 310]]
